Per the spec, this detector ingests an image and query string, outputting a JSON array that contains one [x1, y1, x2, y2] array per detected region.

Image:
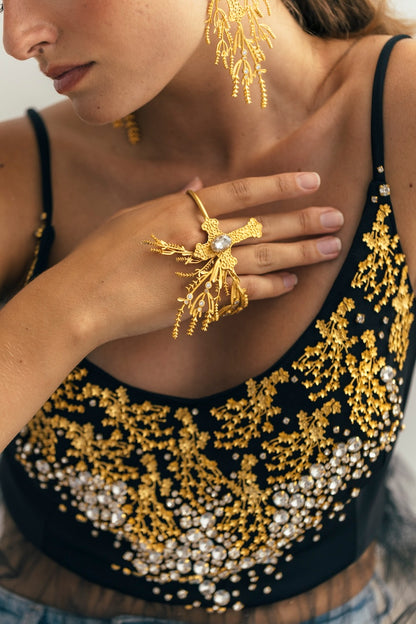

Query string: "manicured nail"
[[283, 273, 298, 289], [317, 237, 342, 255], [183, 176, 203, 191], [320, 210, 344, 228], [296, 172, 321, 190]]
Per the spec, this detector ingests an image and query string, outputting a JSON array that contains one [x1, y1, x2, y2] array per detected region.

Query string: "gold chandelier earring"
[[205, 0, 276, 108], [113, 113, 141, 145]]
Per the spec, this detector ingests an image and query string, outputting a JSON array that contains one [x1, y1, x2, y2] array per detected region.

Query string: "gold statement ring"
[[146, 190, 263, 338]]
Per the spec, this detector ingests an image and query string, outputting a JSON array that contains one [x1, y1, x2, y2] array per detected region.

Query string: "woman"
[[0, 0, 415, 622]]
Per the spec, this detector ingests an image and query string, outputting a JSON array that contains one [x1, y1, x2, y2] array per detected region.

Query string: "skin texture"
[[0, 0, 416, 621], [2, 0, 208, 123]]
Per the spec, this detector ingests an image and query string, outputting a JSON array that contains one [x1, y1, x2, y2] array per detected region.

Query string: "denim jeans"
[[312, 574, 392, 623], [0, 574, 392, 624]]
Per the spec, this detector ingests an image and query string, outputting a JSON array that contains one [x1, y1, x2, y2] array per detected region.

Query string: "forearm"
[[0, 267, 98, 451]]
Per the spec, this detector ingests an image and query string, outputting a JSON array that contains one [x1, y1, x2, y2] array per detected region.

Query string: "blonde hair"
[[282, 0, 414, 37]]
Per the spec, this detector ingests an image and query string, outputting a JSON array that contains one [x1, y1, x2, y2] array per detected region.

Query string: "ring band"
[[186, 189, 209, 220], [146, 190, 263, 338]]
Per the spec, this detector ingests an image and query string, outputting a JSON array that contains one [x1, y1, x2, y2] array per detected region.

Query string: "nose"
[[2, 2, 58, 60]]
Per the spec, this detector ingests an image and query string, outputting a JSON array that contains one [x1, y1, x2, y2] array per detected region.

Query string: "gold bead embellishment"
[[146, 190, 262, 338], [205, 0, 276, 108], [113, 113, 141, 145]]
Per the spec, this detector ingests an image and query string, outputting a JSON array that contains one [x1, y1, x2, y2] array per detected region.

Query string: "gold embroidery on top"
[[351, 204, 405, 312], [292, 298, 358, 400], [263, 399, 339, 484], [390, 266, 415, 369], [24, 212, 48, 285], [168, 407, 229, 507], [211, 368, 289, 448], [13, 202, 416, 611], [344, 330, 389, 435]]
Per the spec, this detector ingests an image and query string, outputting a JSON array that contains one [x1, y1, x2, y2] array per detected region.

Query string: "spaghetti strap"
[[25, 109, 55, 282], [371, 34, 411, 181], [27, 108, 54, 227]]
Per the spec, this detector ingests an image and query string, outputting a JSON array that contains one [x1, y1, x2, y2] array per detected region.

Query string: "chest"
[[45, 107, 388, 397]]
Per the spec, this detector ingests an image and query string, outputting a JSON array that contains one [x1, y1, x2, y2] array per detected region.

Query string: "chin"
[[68, 95, 132, 126]]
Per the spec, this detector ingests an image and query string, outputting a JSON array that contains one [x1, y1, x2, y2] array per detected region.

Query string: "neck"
[[135, 3, 353, 173]]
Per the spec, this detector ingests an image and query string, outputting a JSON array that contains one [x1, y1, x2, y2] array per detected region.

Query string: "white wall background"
[[0, 2, 416, 469]]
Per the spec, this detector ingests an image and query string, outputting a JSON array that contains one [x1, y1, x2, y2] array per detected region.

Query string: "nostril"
[[28, 42, 49, 55], [3, 17, 58, 60]]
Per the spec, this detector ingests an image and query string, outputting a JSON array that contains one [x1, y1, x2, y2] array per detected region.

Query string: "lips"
[[44, 62, 94, 94]]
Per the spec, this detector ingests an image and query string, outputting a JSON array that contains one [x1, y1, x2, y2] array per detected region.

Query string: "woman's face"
[[2, 0, 208, 123]]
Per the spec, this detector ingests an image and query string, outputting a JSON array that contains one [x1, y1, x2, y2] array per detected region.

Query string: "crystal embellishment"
[[213, 589, 231, 606], [380, 366, 396, 383], [379, 184, 391, 197], [211, 234, 232, 252]]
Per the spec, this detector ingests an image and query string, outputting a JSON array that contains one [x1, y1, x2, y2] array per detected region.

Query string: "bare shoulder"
[[0, 110, 45, 296], [383, 37, 416, 178], [382, 37, 416, 288], [0, 100, 78, 296]]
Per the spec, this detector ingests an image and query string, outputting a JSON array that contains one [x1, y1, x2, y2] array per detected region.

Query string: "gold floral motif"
[[351, 204, 404, 312], [212, 368, 289, 448], [292, 298, 358, 400], [262, 399, 339, 484], [344, 330, 390, 435], [390, 266, 415, 369], [168, 407, 231, 507]]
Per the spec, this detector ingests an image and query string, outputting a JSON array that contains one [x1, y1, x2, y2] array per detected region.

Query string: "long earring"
[[113, 113, 141, 145], [205, 0, 276, 108]]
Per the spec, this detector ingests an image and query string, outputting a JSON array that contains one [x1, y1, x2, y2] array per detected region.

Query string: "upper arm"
[[384, 37, 416, 290], [0, 115, 45, 298]]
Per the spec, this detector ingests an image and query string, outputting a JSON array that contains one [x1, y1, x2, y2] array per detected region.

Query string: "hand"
[[54, 171, 343, 348]]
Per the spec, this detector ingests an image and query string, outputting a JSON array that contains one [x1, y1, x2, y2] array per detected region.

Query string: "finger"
[[233, 236, 342, 274], [240, 272, 298, 301], [220, 206, 344, 242], [192, 172, 321, 217]]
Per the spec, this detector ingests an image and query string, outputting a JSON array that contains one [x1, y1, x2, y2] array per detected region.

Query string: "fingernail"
[[183, 176, 203, 192], [320, 210, 344, 228], [296, 172, 321, 190], [283, 273, 298, 289], [317, 237, 342, 255]]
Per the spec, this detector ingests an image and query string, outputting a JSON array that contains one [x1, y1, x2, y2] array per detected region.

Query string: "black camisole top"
[[1, 35, 415, 614]]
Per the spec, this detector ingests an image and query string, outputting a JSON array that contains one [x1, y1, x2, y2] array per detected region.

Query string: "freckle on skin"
[[409, 183, 413, 188]]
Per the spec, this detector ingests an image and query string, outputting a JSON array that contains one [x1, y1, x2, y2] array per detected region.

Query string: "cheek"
[[66, 1, 208, 121]]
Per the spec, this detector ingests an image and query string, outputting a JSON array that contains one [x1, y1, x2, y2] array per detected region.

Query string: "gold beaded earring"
[[113, 113, 141, 145], [205, 0, 276, 108]]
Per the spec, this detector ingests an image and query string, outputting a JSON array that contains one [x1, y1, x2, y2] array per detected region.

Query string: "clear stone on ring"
[[211, 234, 232, 253]]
